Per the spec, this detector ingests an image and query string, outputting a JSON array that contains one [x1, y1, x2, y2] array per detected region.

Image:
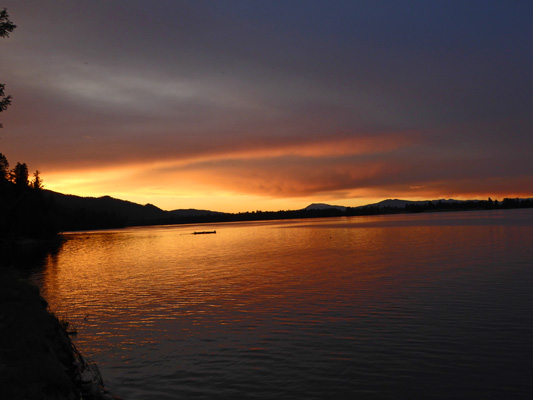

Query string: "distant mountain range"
[[303, 203, 347, 211], [305, 198, 468, 210], [42, 189, 532, 231]]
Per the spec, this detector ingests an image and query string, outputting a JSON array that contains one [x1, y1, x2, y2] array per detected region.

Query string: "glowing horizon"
[[41, 164, 531, 214]]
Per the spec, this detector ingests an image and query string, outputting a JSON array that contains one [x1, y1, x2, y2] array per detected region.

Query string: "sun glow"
[[39, 132, 419, 213]]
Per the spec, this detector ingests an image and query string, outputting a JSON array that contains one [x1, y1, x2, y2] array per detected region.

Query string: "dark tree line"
[[0, 152, 132, 244], [136, 198, 533, 227], [0, 153, 60, 243], [172, 198, 533, 225], [0, 153, 43, 189]]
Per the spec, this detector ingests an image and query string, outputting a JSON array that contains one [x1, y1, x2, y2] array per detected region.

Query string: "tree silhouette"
[[0, 8, 16, 128], [0, 8, 16, 37], [0, 83, 12, 113], [31, 170, 43, 190], [12, 162, 29, 187], [0, 152, 8, 180]]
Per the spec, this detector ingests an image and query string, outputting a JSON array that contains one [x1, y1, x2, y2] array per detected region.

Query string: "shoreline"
[[0, 270, 121, 400]]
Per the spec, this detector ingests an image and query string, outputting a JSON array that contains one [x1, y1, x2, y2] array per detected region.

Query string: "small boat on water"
[[193, 230, 216, 235]]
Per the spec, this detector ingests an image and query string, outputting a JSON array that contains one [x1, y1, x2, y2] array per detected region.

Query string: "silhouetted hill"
[[167, 208, 225, 218], [41, 190, 229, 230], [303, 203, 347, 211], [44, 191, 167, 224], [366, 198, 464, 208]]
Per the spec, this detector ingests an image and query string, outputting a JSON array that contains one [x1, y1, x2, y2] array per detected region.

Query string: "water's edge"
[[0, 269, 121, 400]]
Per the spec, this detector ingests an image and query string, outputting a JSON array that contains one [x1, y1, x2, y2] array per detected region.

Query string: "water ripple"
[[34, 210, 533, 399]]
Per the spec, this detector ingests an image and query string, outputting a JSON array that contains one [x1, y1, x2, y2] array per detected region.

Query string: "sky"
[[1, 0, 532, 212]]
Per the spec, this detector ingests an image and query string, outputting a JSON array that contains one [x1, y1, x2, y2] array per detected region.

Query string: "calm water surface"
[[32, 209, 533, 399]]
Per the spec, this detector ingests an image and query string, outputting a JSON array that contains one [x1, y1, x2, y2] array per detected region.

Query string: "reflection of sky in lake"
[[33, 209, 533, 399]]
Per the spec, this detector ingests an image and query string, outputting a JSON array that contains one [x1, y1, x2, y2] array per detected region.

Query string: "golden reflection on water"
[[36, 210, 533, 399], [42, 212, 531, 333]]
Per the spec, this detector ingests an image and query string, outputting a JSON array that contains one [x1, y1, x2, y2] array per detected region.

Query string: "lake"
[[29, 209, 533, 399]]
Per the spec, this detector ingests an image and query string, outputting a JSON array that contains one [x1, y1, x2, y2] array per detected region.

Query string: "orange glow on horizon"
[[40, 133, 532, 214], [43, 166, 532, 214]]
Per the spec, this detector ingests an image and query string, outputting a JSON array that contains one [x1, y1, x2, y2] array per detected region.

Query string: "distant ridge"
[[41, 189, 532, 232], [304, 198, 533, 211], [301, 199, 465, 210], [303, 203, 347, 211], [44, 191, 167, 223], [167, 208, 225, 217], [43, 190, 226, 228], [368, 199, 463, 208]]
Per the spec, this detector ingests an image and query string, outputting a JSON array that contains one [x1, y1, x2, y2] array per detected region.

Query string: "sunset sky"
[[1, 1, 532, 212]]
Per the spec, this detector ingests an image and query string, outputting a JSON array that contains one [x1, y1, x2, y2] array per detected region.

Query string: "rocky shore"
[[0, 270, 121, 400]]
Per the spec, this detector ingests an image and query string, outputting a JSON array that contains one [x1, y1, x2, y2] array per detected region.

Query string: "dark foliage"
[[0, 83, 12, 114], [0, 153, 127, 244], [0, 8, 16, 127], [0, 177, 59, 243], [0, 8, 16, 38]]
